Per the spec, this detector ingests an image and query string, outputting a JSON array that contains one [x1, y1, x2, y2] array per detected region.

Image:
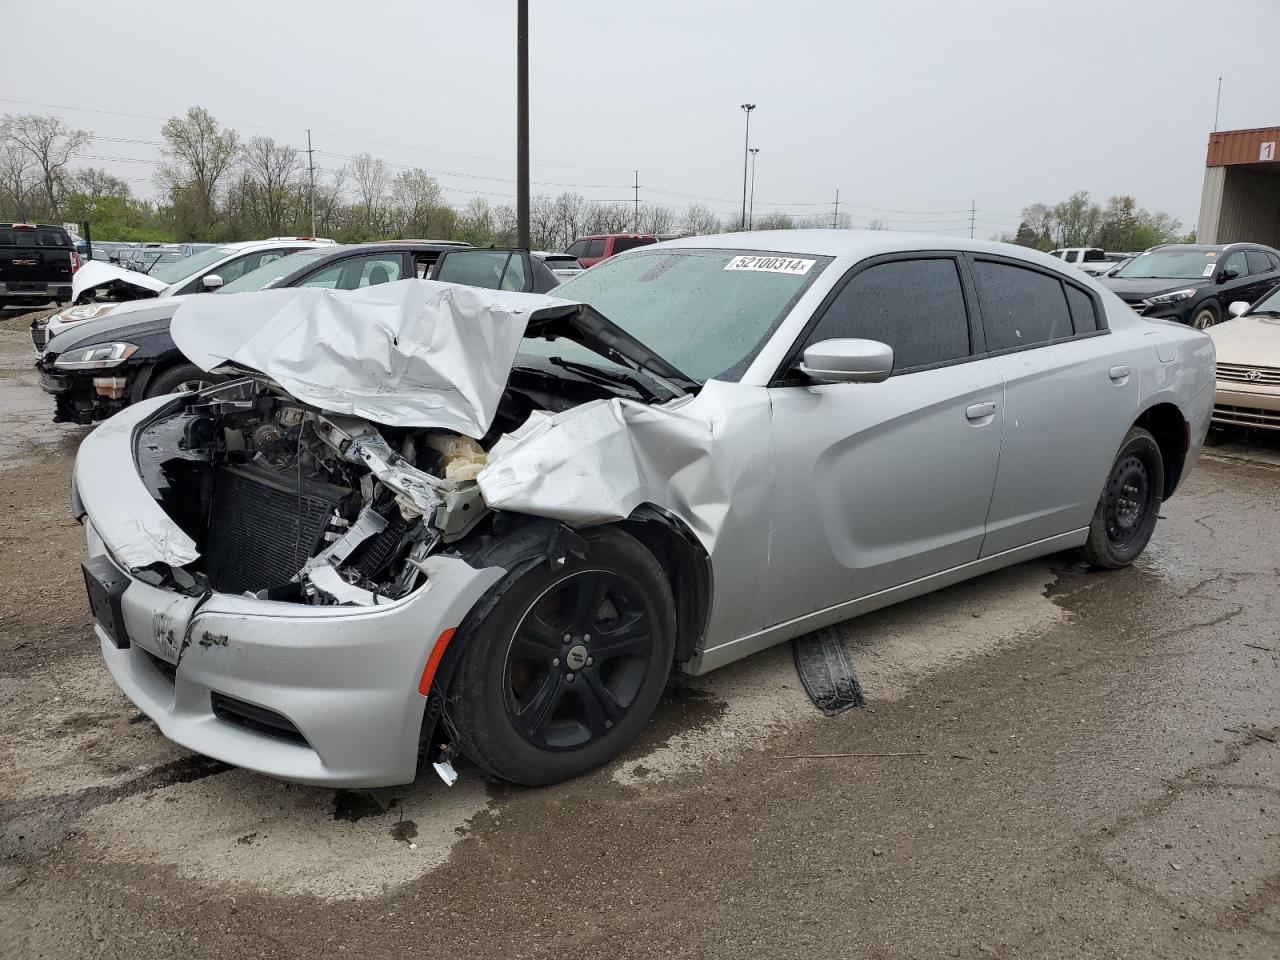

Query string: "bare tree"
[[0, 139, 39, 219], [679, 203, 721, 237], [158, 107, 240, 227], [348, 152, 389, 236], [389, 168, 445, 238], [242, 136, 303, 234], [753, 212, 795, 230], [1, 113, 91, 220], [866, 218, 888, 230], [75, 167, 132, 202]]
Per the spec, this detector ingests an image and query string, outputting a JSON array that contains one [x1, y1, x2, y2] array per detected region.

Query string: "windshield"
[[147, 245, 235, 285], [218, 249, 332, 293], [1251, 284, 1280, 315], [524, 248, 828, 382], [1114, 249, 1220, 280]]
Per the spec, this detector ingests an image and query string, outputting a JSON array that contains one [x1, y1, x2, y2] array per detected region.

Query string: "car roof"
[[654, 228, 1068, 262], [219, 238, 333, 252]]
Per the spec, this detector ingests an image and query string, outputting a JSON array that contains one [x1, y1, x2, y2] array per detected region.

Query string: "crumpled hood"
[[71, 259, 169, 302], [172, 278, 687, 438]]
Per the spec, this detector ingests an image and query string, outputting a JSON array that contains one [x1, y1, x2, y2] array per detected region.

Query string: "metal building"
[[1197, 126, 1280, 246]]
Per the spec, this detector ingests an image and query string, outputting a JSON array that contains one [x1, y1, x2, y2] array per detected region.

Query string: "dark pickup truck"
[[0, 223, 79, 309]]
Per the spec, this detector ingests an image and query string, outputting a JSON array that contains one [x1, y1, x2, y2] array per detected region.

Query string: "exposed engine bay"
[[133, 368, 618, 605]]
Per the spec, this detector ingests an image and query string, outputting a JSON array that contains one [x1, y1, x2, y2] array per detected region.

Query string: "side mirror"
[[799, 338, 893, 384], [1228, 300, 1250, 318], [1218, 268, 1239, 284], [201, 273, 224, 291]]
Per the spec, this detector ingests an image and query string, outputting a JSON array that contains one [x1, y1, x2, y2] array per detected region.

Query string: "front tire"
[[1082, 426, 1164, 569], [449, 525, 675, 786], [145, 363, 221, 397], [1190, 303, 1220, 330]]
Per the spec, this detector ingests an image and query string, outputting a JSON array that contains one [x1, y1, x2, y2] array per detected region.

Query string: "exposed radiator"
[[203, 462, 349, 595]]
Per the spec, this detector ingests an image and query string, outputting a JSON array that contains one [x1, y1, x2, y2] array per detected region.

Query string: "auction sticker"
[[724, 255, 815, 275]]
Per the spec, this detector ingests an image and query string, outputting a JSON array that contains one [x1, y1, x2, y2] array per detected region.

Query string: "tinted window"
[[974, 260, 1073, 350], [1246, 251, 1272, 275], [1065, 284, 1099, 334], [804, 258, 971, 370], [565, 240, 588, 257], [500, 253, 527, 291], [1269, 253, 1280, 271], [585, 238, 606, 258], [1064, 250, 1079, 263], [300, 253, 403, 290], [435, 250, 526, 290], [1082, 249, 1106, 262], [613, 236, 656, 254]]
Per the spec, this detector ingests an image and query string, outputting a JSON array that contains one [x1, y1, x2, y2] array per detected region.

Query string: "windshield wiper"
[[1249, 310, 1280, 318], [544, 356, 663, 401]]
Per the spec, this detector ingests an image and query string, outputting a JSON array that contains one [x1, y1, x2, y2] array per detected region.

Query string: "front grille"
[[31, 324, 47, 349], [203, 462, 349, 595], [1212, 404, 1280, 429], [1217, 363, 1280, 385], [211, 692, 309, 747]]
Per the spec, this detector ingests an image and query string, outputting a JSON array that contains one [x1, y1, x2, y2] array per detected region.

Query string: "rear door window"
[[1246, 251, 1273, 275], [1063, 250, 1080, 263], [973, 259, 1074, 350], [803, 257, 972, 371]]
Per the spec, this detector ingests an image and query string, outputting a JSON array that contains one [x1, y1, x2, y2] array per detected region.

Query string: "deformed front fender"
[[475, 379, 775, 654]]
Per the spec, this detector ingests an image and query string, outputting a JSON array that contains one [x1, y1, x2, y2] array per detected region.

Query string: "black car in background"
[[1100, 242, 1280, 329], [0, 223, 79, 308], [38, 243, 559, 423]]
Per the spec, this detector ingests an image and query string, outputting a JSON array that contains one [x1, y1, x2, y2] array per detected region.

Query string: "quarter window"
[[804, 258, 971, 371], [1064, 284, 1099, 334], [973, 260, 1073, 351]]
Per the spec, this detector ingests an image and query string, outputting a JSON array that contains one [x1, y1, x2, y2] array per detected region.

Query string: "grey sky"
[[4, 0, 1278, 237]]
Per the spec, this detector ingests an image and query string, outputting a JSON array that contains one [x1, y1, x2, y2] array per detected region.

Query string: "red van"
[[565, 233, 657, 269]]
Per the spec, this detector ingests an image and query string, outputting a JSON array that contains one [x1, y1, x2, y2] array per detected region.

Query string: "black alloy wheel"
[[504, 569, 653, 751]]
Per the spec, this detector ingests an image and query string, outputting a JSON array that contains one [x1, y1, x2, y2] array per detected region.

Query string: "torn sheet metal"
[[477, 379, 775, 648], [173, 280, 567, 437], [71, 259, 167, 302]]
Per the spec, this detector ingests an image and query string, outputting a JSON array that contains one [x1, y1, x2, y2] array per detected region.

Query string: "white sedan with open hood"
[[74, 231, 1215, 788]]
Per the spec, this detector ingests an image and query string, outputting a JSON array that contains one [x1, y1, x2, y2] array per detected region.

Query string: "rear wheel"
[[1082, 426, 1164, 568], [145, 363, 221, 397], [449, 526, 675, 785]]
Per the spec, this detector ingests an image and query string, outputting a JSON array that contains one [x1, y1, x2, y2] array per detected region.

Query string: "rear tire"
[[145, 363, 222, 397], [449, 525, 675, 786], [1082, 426, 1164, 569]]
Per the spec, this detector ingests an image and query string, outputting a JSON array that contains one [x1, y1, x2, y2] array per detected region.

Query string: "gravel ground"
[[1, 309, 1277, 959]]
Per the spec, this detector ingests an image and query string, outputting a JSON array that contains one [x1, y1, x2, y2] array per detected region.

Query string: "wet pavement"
[[0, 330, 1277, 957]]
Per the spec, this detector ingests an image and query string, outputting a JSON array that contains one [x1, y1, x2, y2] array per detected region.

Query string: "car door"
[[765, 253, 1004, 625], [971, 255, 1140, 556], [1244, 250, 1280, 303]]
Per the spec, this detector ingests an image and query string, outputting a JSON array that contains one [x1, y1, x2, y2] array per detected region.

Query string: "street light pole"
[[739, 103, 755, 230], [748, 147, 760, 230], [516, 0, 530, 249]]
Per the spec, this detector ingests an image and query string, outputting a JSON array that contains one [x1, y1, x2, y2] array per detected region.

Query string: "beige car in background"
[[1208, 284, 1280, 430]]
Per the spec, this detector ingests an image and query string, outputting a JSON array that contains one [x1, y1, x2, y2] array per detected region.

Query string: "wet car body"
[[73, 231, 1216, 789], [1207, 283, 1280, 430]]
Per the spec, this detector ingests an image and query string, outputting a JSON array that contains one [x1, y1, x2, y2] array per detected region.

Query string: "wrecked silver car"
[[75, 232, 1216, 788]]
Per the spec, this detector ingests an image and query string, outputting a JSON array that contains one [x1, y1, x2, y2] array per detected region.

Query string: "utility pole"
[[748, 148, 759, 230], [832, 189, 840, 229], [1214, 76, 1222, 131], [633, 170, 640, 232], [306, 129, 316, 237], [739, 103, 755, 230], [516, 0, 530, 249], [969, 198, 975, 239]]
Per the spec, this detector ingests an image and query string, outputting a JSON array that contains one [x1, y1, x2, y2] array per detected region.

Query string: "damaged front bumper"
[[77, 396, 504, 787]]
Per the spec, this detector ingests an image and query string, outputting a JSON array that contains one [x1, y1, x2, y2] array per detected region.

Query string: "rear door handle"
[[965, 401, 997, 421], [1109, 365, 1130, 383]]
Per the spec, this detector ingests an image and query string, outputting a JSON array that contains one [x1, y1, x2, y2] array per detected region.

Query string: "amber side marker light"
[[418, 628, 457, 695]]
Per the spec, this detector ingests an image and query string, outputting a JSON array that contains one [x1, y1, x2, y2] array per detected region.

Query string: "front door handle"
[[1109, 365, 1130, 383], [965, 401, 997, 421]]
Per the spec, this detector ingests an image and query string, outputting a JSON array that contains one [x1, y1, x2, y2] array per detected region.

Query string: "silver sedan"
[[74, 231, 1216, 788]]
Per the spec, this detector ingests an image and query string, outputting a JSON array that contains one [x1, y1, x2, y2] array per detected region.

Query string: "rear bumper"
[[0, 281, 71, 300], [88, 520, 503, 787]]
